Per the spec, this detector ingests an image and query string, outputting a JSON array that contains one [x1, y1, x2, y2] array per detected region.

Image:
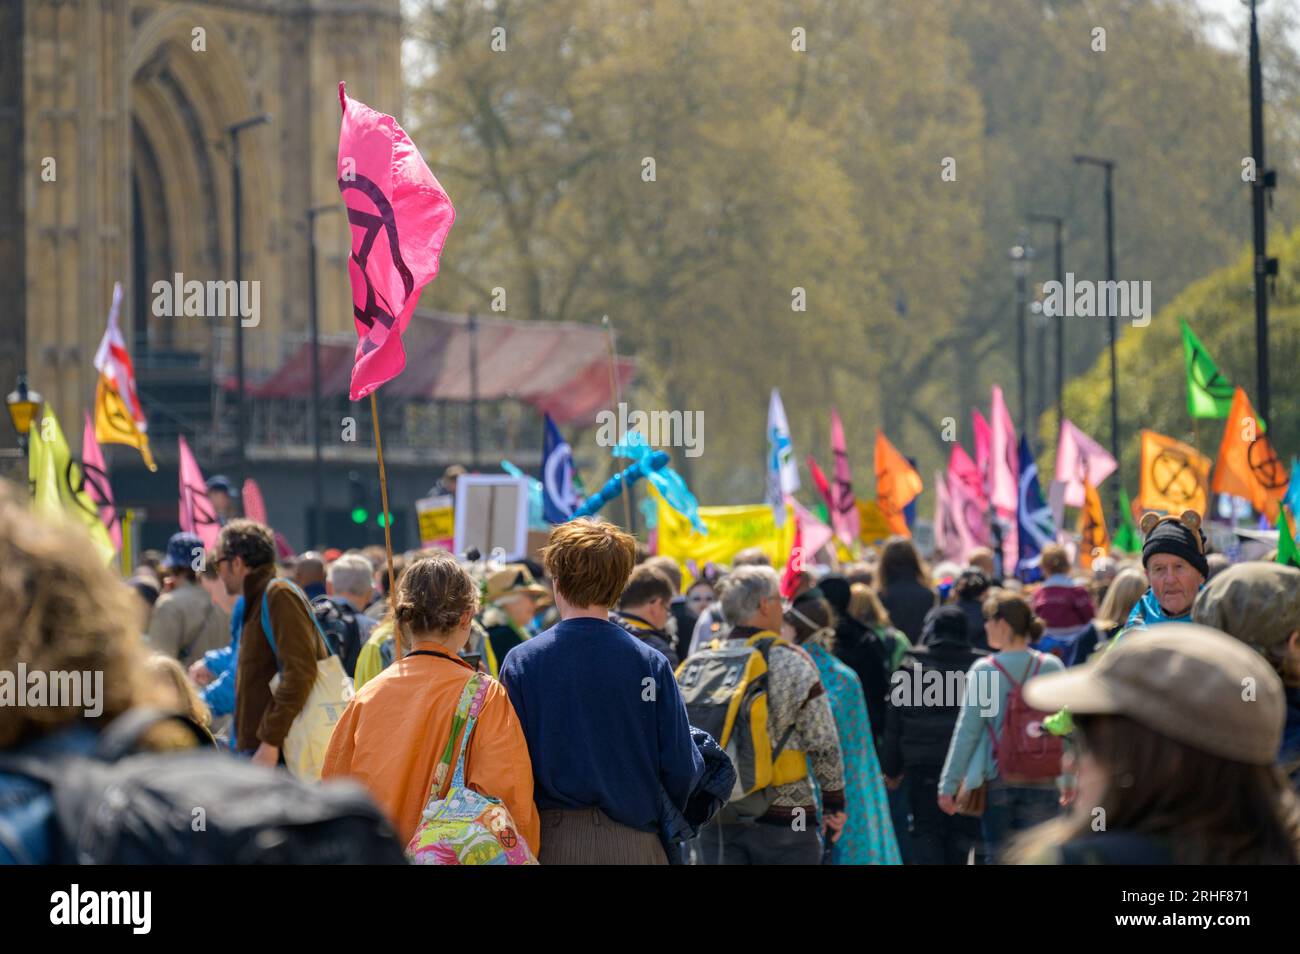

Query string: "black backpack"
[[0, 709, 406, 864], [312, 595, 364, 678]]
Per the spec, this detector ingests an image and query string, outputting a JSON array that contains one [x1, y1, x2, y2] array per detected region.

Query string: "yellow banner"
[[652, 485, 794, 581]]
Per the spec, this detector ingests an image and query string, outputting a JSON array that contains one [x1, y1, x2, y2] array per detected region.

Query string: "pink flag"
[[989, 386, 1019, 513], [947, 462, 990, 549], [829, 408, 860, 546], [972, 408, 991, 494], [242, 478, 268, 525], [81, 413, 121, 551], [933, 471, 965, 563], [1055, 418, 1117, 508], [337, 82, 456, 401], [791, 496, 836, 562], [178, 436, 220, 551], [948, 444, 985, 508]]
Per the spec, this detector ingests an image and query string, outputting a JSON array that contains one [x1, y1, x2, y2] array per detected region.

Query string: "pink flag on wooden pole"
[[337, 82, 456, 401], [989, 385, 1019, 513], [1055, 418, 1117, 508], [178, 436, 220, 551], [933, 471, 966, 563], [81, 413, 121, 551], [829, 408, 860, 546]]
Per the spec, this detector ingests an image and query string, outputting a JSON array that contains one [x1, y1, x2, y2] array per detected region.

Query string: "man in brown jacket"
[[216, 519, 323, 767]]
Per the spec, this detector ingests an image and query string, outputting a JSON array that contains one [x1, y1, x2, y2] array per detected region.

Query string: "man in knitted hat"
[[1122, 511, 1209, 633]]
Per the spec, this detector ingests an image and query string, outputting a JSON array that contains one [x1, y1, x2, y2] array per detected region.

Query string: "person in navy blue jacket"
[[500, 519, 704, 864]]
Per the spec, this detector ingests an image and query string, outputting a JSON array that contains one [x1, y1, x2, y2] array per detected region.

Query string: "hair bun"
[[1028, 617, 1045, 640]]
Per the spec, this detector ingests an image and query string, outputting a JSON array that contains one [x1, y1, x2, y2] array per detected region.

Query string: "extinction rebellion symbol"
[[1150, 450, 1201, 505], [339, 174, 415, 356]]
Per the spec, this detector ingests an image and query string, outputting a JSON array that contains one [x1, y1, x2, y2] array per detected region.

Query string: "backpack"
[[312, 595, 365, 678], [404, 669, 537, 865], [675, 632, 806, 820], [0, 709, 406, 864], [988, 652, 1064, 781]]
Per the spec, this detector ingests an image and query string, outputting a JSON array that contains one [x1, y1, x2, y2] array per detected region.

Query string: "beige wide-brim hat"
[[1023, 623, 1285, 766], [483, 564, 547, 604]]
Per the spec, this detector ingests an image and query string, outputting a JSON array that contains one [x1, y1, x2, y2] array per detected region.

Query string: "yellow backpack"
[[675, 631, 806, 816]]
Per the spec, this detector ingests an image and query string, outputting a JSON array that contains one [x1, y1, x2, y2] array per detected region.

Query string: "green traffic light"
[[351, 507, 369, 525], [376, 513, 390, 528]]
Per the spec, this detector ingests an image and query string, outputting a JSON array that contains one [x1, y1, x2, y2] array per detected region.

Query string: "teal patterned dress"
[[806, 642, 902, 865]]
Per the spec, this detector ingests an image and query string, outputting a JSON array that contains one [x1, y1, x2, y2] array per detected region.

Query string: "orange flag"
[[1139, 429, 1211, 518], [1212, 387, 1288, 522], [875, 429, 923, 537], [1077, 478, 1109, 570]]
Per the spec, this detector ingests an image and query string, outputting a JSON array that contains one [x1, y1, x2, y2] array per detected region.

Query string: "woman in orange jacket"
[[322, 555, 540, 856]]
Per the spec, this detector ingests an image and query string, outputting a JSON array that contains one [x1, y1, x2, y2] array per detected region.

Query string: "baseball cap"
[[1192, 562, 1300, 650], [1023, 623, 1284, 766], [162, 532, 204, 570]]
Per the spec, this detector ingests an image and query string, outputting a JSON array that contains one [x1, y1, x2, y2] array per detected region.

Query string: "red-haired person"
[[499, 519, 704, 864]]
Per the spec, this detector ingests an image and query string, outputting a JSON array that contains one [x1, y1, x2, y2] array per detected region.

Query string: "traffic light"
[[348, 471, 368, 525]]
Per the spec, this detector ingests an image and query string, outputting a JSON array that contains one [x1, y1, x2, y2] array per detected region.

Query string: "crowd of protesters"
[[1, 471, 1299, 866]]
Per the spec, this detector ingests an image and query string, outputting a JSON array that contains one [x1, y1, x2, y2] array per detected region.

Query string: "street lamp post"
[[305, 204, 341, 551], [1008, 235, 1035, 430], [6, 374, 44, 453], [1074, 154, 1120, 530], [1028, 214, 1066, 429], [225, 114, 271, 481], [1246, 0, 1278, 426]]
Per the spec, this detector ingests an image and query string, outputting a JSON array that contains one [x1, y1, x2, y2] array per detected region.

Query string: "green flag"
[[1181, 319, 1235, 420], [1278, 509, 1300, 569], [1112, 486, 1142, 553]]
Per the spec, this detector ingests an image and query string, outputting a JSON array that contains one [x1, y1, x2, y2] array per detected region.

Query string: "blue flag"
[[1016, 434, 1055, 579], [542, 414, 577, 523]]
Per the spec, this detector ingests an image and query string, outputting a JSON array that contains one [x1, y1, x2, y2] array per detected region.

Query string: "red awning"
[[226, 310, 635, 425]]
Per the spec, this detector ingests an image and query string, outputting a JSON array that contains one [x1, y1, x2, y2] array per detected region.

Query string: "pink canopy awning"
[[225, 310, 635, 426]]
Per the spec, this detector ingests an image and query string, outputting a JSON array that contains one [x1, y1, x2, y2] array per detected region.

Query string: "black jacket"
[[878, 579, 938, 645], [669, 598, 697, 664], [832, 616, 895, 748], [611, 612, 680, 668], [880, 640, 987, 777]]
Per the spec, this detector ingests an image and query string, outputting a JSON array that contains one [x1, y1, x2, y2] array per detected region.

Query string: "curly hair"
[[216, 519, 276, 568], [0, 481, 146, 749], [394, 555, 480, 636]]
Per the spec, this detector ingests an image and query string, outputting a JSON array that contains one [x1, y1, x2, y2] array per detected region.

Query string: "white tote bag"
[[262, 582, 355, 781]]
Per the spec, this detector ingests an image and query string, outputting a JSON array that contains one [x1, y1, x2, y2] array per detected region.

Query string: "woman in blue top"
[[937, 589, 1065, 862], [784, 591, 901, 865]]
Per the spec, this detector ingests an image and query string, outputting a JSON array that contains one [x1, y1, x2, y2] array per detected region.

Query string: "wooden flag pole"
[[601, 315, 633, 531], [369, 392, 398, 617]]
